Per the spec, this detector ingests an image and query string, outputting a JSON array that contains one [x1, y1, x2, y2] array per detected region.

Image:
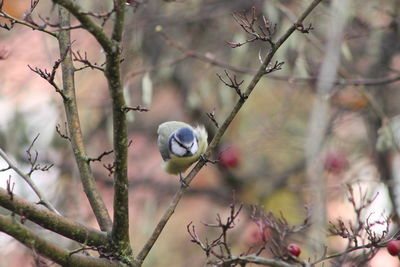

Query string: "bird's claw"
[[199, 154, 218, 165]]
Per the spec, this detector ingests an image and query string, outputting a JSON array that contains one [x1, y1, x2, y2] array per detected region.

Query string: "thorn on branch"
[[122, 105, 150, 112], [6, 176, 14, 200], [206, 109, 219, 128], [128, 139, 133, 148], [295, 23, 313, 33], [56, 123, 71, 141], [217, 70, 247, 101]]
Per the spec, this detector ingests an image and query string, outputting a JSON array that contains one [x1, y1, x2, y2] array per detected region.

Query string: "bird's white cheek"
[[171, 141, 186, 156], [190, 141, 199, 155]]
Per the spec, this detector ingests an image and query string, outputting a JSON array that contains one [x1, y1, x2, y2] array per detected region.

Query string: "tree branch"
[[0, 214, 118, 267], [0, 148, 59, 214], [57, 5, 112, 231], [135, 0, 324, 263], [0, 6, 58, 38], [105, 0, 133, 259], [111, 0, 124, 42], [52, 0, 114, 53], [0, 188, 107, 247], [219, 254, 299, 267], [142, 27, 400, 88]]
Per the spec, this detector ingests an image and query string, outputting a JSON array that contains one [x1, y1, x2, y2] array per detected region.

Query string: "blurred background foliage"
[[0, 0, 400, 266]]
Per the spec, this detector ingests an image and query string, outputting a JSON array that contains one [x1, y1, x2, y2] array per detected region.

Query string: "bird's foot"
[[199, 154, 218, 165]]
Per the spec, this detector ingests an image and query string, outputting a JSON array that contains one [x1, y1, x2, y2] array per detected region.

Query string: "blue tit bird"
[[157, 121, 208, 184]]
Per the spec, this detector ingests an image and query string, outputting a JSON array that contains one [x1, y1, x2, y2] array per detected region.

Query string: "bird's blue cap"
[[175, 127, 194, 143]]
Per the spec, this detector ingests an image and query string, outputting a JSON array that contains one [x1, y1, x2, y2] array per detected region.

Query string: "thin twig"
[[0, 8, 57, 37], [87, 150, 114, 162], [52, 0, 114, 53], [57, 5, 112, 231], [0, 214, 118, 267], [122, 105, 150, 112], [206, 109, 219, 128], [135, 0, 324, 263], [0, 187, 107, 247], [72, 51, 105, 72], [0, 148, 59, 214], [144, 27, 400, 87]]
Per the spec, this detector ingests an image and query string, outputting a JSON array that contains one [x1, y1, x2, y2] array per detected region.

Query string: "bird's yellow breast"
[[162, 138, 207, 174], [163, 154, 200, 174]]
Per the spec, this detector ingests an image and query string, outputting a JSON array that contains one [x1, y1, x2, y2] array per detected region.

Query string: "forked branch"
[[135, 0, 324, 263]]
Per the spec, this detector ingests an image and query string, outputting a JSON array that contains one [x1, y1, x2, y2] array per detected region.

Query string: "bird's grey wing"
[[157, 131, 170, 161], [157, 121, 191, 161]]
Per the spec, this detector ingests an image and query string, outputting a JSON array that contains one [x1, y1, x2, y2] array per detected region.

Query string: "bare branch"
[[135, 1, 324, 263], [0, 148, 59, 214], [264, 60, 285, 74], [314, 184, 390, 265], [25, 134, 54, 176], [56, 4, 112, 231], [206, 109, 219, 128], [216, 70, 246, 100], [52, 0, 114, 53], [87, 149, 114, 163], [72, 51, 105, 72], [0, 187, 107, 248], [0, 214, 118, 267], [228, 6, 277, 48], [55, 123, 71, 141], [122, 105, 150, 112], [0, 1, 57, 37], [80, 8, 115, 27], [103, 162, 115, 176], [27, 45, 71, 101]]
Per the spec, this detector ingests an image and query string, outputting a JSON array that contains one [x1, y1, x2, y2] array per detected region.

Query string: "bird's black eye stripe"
[[171, 136, 187, 149]]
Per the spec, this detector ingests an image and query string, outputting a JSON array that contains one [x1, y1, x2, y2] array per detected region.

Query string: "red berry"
[[387, 240, 400, 256], [324, 151, 348, 174], [287, 243, 301, 257], [219, 146, 240, 168]]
